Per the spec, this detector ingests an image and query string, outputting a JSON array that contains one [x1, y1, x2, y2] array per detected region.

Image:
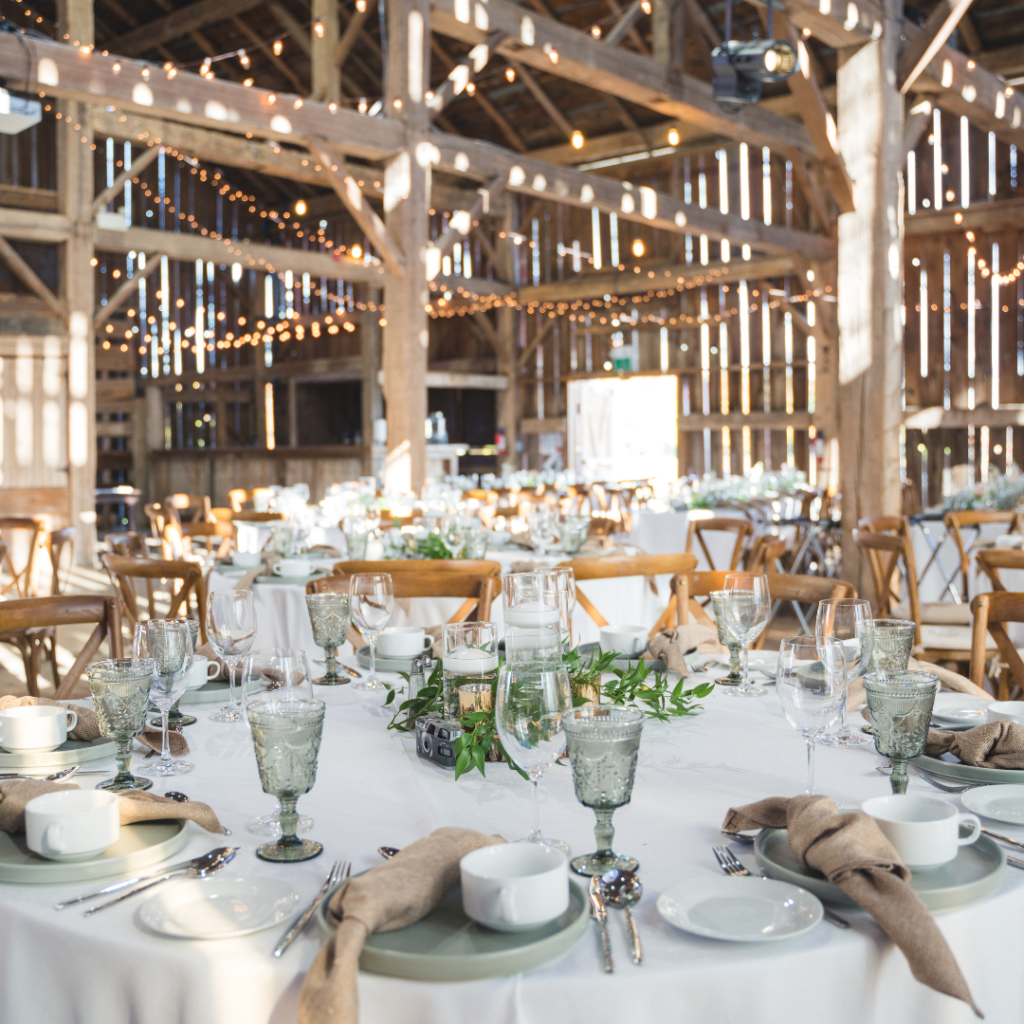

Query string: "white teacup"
[[986, 701, 1024, 727], [461, 843, 569, 932], [232, 551, 262, 568], [376, 627, 432, 659], [600, 624, 648, 658], [862, 794, 981, 869], [186, 655, 220, 690], [0, 705, 78, 753], [273, 559, 314, 578], [25, 789, 120, 862]]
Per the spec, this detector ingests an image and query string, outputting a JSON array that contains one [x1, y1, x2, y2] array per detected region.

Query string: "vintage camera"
[[415, 714, 464, 770]]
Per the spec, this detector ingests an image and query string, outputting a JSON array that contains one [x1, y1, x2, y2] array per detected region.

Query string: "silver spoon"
[[83, 846, 239, 915], [378, 845, 400, 859], [601, 868, 643, 965], [0, 766, 80, 782]]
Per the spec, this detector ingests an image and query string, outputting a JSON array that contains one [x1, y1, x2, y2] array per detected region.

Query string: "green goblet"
[[710, 590, 744, 686], [305, 593, 350, 685], [87, 658, 155, 792], [865, 672, 938, 795]]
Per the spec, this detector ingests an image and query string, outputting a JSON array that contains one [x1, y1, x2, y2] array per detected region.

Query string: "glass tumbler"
[[441, 621, 499, 720], [563, 705, 645, 877], [865, 672, 939, 795], [87, 658, 155, 792]]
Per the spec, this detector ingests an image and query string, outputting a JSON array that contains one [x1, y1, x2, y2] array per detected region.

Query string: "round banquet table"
[[1, 670, 1022, 1024]]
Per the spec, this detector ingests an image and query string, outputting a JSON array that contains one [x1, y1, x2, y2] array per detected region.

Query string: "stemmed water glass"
[[528, 507, 558, 553], [207, 590, 257, 722], [563, 705, 645, 877], [439, 516, 467, 559], [816, 598, 874, 748], [138, 619, 199, 730], [775, 636, 847, 794], [305, 590, 350, 686], [495, 656, 572, 856], [243, 649, 316, 838], [715, 572, 771, 697], [86, 658, 155, 792], [349, 572, 394, 690], [138, 619, 195, 777], [248, 696, 326, 862], [865, 671, 939, 794]]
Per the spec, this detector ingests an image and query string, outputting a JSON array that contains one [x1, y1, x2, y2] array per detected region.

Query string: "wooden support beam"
[[652, 0, 685, 74], [684, 0, 721, 47], [902, 99, 932, 162], [906, 194, 1024, 235], [744, 0, 879, 49], [268, 3, 312, 57], [429, 0, 817, 156], [605, 0, 645, 46], [518, 318, 556, 368], [335, 4, 373, 66], [108, 0, 263, 54], [471, 224, 499, 269], [603, 0, 649, 54], [433, 177, 505, 261], [429, 31, 507, 115], [679, 411, 813, 430], [903, 406, 1024, 429], [305, 137, 405, 276], [0, 234, 65, 320], [311, 0, 342, 105], [788, 148, 835, 234], [511, 61, 575, 142], [90, 144, 161, 218], [976, 42, 1024, 78], [898, 0, 976, 94], [93, 254, 163, 333]]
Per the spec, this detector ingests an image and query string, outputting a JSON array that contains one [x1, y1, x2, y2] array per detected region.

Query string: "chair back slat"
[[852, 521, 923, 644], [101, 555, 207, 645], [684, 517, 753, 572], [975, 548, 1024, 592], [332, 559, 502, 577], [970, 592, 1024, 699], [945, 510, 1024, 600]]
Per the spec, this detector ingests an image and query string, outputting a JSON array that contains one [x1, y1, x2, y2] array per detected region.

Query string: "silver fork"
[[272, 860, 349, 958], [712, 846, 850, 929]]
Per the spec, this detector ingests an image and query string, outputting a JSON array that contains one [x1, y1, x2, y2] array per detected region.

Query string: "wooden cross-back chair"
[[975, 548, 1024, 592], [852, 523, 989, 666], [945, 510, 1024, 600], [46, 527, 75, 596], [181, 521, 234, 560], [557, 553, 698, 636], [744, 534, 787, 574], [105, 531, 150, 559], [673, 570, 856, 647], [332, 559, 502, 577], [310, 571, 499, 646], [685, 516, 753, 572], [101, 555, 208, 646], [969, 591, 1024, 700], [0, 517, 46, 597], [0, 595, 123, 699]]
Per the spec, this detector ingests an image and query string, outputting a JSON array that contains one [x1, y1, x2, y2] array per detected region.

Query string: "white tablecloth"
[[3, 670, 1021, 1023]]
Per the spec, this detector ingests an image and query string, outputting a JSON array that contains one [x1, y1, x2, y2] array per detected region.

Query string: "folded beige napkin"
[[847, 656, 991, 712], [648, 625, 719, 675], [926, 720, 1024, 769], [723, 795, 981, 1017], [0, 695, 99, 741], [299, 828, 504, 1024], [307, 544, 342, 558], [139, 729, 190, 758], [509, 559, 546, 573], [0, 780, 227, 834], [425, 625, 443, 659], [235, 551, 277, 590]]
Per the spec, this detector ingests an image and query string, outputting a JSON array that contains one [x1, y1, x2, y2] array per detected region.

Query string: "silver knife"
[[273, 860, 349, 958], [1008, 856, 1024, 870], [982, 828, 1024, 852], [588, 876, 614, 973], [54, 856, 197, 909]]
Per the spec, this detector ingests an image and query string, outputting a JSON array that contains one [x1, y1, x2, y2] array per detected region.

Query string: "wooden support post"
[[361, 287, 383, 480], [652, 0, 685, 74], [287, 376, 298, 447], [494, 205, 517, 468], [836, 0, 904, 585], [311, 0, 341, 104], [382, 0, 431, 492]]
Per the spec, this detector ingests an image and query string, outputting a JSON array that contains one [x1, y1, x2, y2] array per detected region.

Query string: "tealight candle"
[[503, 601, 560, 628]]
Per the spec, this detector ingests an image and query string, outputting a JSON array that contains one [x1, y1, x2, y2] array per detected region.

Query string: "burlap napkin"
[[723, 795, 981, 1017], [648, 624, 719, 675], [0, 780, 227, 834], [299, 827, 505, 1024], [425, 625, 443, 659], [510, 559, 546, 573], [308, 544, 342, 558], [0, 695, 99, 741], [926, 720, 1024, 768], [138, 728, 190, 758], [847, 656, 991, 712], [235, 551, 276, 590]]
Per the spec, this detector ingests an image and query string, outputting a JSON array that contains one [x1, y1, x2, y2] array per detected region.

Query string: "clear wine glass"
[[349, 572, 394, 690], [243, 649, 316, 838], [717, 573, 771, 697], [206, 590, 257, 722], [138, 620, 194, 777], [137, 620, 199, 730], [528, 507, 558, 553], [495, 657, 572, 856], [816, 598, 874, 748], [439, 516, 467, 559], [775, 635, 847, 794]]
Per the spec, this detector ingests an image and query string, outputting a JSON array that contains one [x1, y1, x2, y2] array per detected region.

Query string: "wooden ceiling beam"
[[93, 251, 163, 332], [0, 234, 65, 321], [975, 42, 1024, 78], [429, 0, 817, 156], [603, 0, 650, 55], [510, 61, 575, 141], [898, 0, 977, 94], [430, 31, 508, 115], [902, 98, 933, 162], [433, 177, 505, 260], [106, 0, 264, 55], [905, 194, 1024, 235], [268, 3, 312, 57], [90, 143, 162, 217]]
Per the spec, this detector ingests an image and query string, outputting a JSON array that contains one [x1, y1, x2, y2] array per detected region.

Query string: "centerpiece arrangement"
[[943, 465, 1024, 511]]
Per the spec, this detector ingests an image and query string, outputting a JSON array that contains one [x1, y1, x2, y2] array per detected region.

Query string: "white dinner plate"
[[138, 876, 300, 939], [932, 693, 992, 727], [656, 876, 823, 942], [962, 784, 1024, 825]]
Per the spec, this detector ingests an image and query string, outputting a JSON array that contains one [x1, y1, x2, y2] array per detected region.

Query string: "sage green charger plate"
[[0, 736, 116, 772], [355, 646, 431, 675], [255, 571, 327, 586], [912, 754, 1024, 785], [0, 819, 188, 885], [317, 880, 589, 980], [178, 681, 231, 706], [755, 825, 1005, 913]]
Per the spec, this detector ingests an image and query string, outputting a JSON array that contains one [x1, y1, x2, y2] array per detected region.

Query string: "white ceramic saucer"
[[139, 876, 300, 939], [656, 876, 823, 942], [962, 784, 1024, 826], [931, 694, 992, 728]]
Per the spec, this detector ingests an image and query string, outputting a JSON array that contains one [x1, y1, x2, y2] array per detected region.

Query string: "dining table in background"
[[0, 664, 1020, 1024]]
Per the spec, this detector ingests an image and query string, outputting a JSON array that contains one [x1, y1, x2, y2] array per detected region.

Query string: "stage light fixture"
[[711, 0, 796, 110]]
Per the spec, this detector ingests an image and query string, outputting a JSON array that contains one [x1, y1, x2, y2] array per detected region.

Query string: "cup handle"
[[957, 813, 982, 845], [207, 662, 220, 680], [45, 822, 66, 853], [499, 885, 517, 924], [65, 710, 77, 734], [422, 636, 433, 653]]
